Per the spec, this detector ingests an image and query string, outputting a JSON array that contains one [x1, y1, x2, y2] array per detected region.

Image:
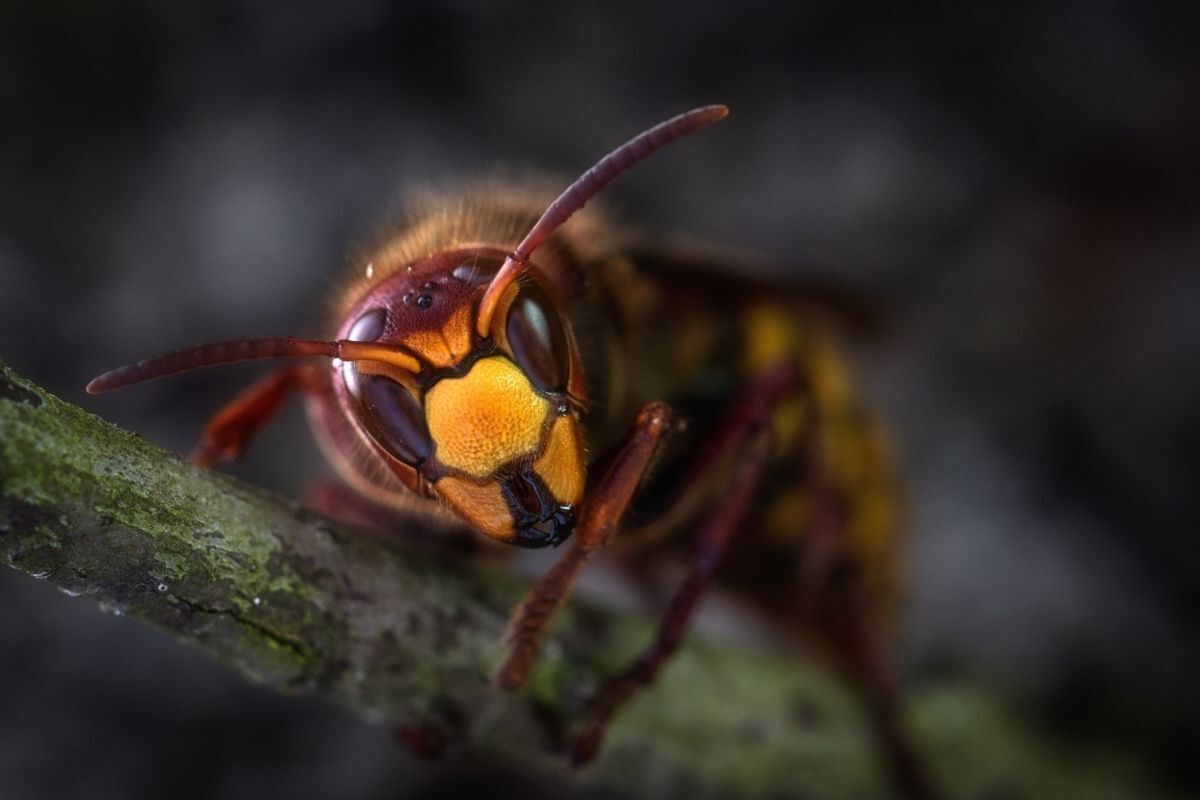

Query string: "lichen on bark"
[[0, 360, 1183, 800]]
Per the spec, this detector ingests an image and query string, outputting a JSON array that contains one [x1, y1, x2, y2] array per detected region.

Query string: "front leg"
[[190, 364, 323, 466], [563, 365, 795, 763], [497, 401, 675, 691], [568, 426, 775, 764]]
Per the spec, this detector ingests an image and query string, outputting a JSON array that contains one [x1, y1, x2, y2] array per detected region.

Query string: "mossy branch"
[[0, 361, 1179, 800]]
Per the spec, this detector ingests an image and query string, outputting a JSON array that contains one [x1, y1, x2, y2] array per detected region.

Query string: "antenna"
[[475, 104, 729, 337], [87, 337, 422, 394]]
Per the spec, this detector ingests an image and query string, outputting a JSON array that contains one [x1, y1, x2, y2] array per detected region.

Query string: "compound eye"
[[348, 307, 386, 342], [352, 374, 432, 466], [505, 283, 568, 394], [451, 257, 502, 285]]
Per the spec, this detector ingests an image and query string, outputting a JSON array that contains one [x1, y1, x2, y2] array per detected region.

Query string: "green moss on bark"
[[0, 361, 1183, 800]]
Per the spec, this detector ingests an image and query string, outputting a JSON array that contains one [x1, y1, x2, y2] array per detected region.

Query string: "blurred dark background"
[[1, 1, 1198, 798]]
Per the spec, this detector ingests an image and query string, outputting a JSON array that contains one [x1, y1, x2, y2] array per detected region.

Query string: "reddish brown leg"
[[496, 401, 675, 691], [811, 535, 942, 800], [561, 365, 795, 762], [670, 363, 796, 498], [793, 377, 942, 800], [307, 480, 386, 528], [857, 623, 941, 800], [189, 364, 322, 466], [308, 479, 483, 555], [615, 363, 798, 552], [568, 427, 775, 765]]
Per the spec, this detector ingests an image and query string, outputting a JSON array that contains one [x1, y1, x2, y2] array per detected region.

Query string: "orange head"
[[86, 105, 728, 548], [329, 247, 587, 546]]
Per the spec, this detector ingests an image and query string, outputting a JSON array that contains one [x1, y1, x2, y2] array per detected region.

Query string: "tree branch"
[[0, 361, 1178, 799]]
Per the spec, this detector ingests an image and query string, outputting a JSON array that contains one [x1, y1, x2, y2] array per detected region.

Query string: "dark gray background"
[[2, 1, 1197, 798]]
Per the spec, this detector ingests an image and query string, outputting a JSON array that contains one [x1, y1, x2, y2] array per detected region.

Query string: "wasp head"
[[335, 247, 586, 548], [87, 106, 728, 549]]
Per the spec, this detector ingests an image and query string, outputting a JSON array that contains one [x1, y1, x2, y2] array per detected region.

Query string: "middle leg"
[[497, 401, 676, 690], [566, 364, 795, 763], [568, 426, 775, 764], [497, 364, 795, 692]]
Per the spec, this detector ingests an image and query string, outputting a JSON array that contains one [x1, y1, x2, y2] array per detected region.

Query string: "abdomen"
[[591, 263, 900, 622]]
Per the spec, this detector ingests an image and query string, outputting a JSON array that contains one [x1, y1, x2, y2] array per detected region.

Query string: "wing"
[[620, 233, 891, 339]]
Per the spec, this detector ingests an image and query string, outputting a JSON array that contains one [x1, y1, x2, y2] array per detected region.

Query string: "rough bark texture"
[[0, 360, 1179, 799]]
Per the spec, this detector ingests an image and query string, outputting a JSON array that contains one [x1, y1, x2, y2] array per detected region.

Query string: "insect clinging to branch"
[[89, 105, 937, 799]]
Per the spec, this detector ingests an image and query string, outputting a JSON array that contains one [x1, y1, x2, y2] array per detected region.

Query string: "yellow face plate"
[[532, 413, 585, 506], [425, 356, 550, 477]]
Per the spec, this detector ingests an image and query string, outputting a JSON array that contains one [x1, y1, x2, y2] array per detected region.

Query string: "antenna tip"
[[682, 105, 730, 134], [85, 377, 105, 395], [689, 104, 729, 123]]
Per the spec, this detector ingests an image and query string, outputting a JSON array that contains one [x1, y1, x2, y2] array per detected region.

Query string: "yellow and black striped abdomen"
[[574, 246, 899, 616], [739, 301, 899, 612], [608, 284, 899, 617]]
